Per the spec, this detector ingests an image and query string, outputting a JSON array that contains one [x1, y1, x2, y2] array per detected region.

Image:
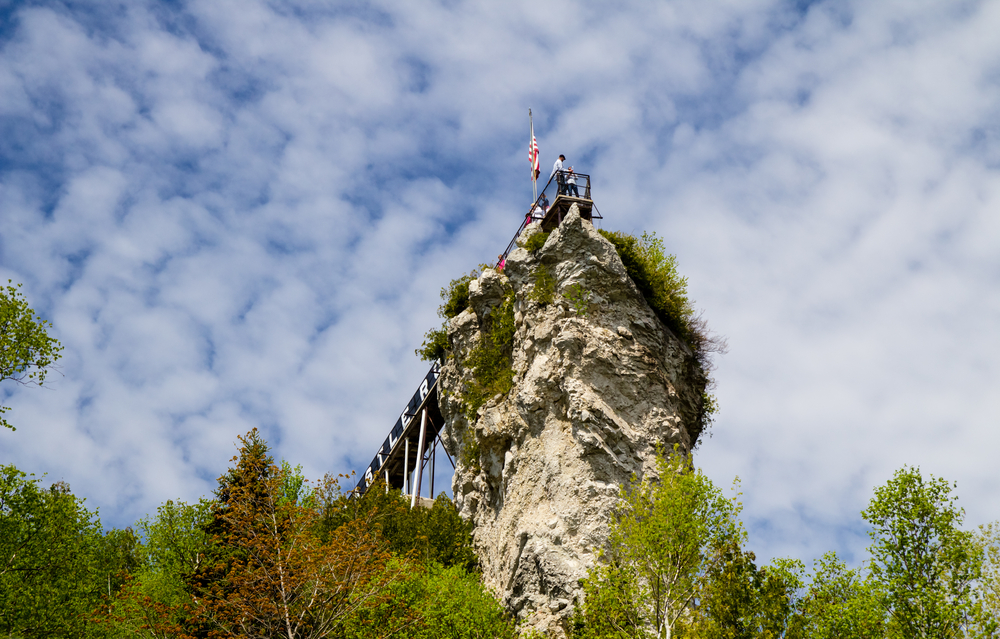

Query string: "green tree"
[[0, 465, 106, 637], [318, 479, 476, 572], [975, 521, 1000, 630], [863, 466, 993, 638], [681, 546, 804, 639], [786, 551, 885, 639], [577, 447, 743, 639], [0, 281, 64, 430], [97, 499, 212, 638], [188, 431, 412, 639]]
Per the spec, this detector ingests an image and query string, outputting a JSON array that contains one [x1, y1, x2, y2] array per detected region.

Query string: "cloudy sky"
[[2, 0, 998, 566]]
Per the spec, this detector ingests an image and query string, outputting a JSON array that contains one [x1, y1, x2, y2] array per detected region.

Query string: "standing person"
[[530, 199, 545, 223], [539, 192, 550, 211], [550, 155, 566, 194], [565, 167, 579, 197]]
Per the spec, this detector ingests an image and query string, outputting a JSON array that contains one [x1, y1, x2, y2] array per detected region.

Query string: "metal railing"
[[497, 171, 598, 267]]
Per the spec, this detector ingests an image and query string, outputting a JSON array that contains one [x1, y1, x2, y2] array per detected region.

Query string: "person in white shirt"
[[551, 155, 566, 194], [565, 167, 579, 197]]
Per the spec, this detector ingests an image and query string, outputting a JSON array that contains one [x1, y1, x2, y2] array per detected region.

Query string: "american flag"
[[529, 132, 540, 180]]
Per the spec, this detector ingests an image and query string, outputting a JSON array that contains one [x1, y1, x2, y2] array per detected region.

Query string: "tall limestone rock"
[[438, 206, 709, 637]]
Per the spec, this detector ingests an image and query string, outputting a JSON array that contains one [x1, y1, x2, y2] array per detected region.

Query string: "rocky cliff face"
[[438, 207, 708, 637]]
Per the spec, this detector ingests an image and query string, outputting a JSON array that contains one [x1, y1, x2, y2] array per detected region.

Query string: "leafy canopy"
[[0, 465, 116, 638], [862, 465, 993, 638], [577, 446, 744, 639], [786, 551, 885, 639], [0, 281, 64, 430]]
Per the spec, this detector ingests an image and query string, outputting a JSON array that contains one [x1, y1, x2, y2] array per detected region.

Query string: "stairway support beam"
[[403, 438, 410, 497], [411, 408, 428, 509]]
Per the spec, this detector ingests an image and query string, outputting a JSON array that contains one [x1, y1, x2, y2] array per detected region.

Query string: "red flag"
[[529, 133, 540, 180]]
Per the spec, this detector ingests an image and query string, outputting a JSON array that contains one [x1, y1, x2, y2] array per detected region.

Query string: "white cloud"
[[1, 0, 998, 567]]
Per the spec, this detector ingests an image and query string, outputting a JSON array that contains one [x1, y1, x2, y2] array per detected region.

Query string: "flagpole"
[[530, 109, 537, 203]]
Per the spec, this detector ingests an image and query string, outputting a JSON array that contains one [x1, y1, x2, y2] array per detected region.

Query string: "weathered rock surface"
[[438, 207, 708, 637]]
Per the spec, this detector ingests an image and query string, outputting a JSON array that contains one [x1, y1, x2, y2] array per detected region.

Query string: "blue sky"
[[1, 0, 998, 567]]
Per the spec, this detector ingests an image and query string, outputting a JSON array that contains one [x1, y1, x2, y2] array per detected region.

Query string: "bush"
[[416, 328, 449, 362], [599, 230, 727, 361], [460, 291, 516, 420], [599, 230, 692, 336], [528, 265, 555, 306], [317, 481, 477, 572], [519, 231, 550, 253], [440, 272, 477, 319], [366, 563, 516, 639], [414, 270, 481, 362]]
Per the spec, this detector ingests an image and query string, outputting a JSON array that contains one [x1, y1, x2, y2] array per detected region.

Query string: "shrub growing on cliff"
[[519, 231, 550, 253], [528, 265, 556, 306], [440, 272, 477, 319], [417, 270, 481, 362], [600, 229, 726, 432], [417, 327, 450, 363], [598, 230, 726, 364], [460, 291, 516, 420], [599, 231, 691, 337]]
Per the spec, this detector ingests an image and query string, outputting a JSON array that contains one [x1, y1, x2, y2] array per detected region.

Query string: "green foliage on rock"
[[565, 283, 592, 317], [460, 436, 482, 474], [528, 265, 556, 305], [417, 327, 450, 362], [440, 271, 478, 319], [416, 270, 481, 362], [598, 231, 716, 358], [460, 291, 516, 420], [598, 230, 689, 324], [599, 230, 723, 432], [519, 231, 550, 253], [0, 281, 64, 430]]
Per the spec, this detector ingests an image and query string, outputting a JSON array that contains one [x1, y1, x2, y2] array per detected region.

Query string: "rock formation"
[[438, 207, 709, 637]]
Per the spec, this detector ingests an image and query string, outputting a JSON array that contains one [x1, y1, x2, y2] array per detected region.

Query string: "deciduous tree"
[[681, 545, 803, 639], [975, 521, 1000, 630], [577, 447, 743, 639], [863, 466, 993, 638], [0, 465, 104, 637], [786, 551, 885, 639], [0, 281, 63, 430]]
